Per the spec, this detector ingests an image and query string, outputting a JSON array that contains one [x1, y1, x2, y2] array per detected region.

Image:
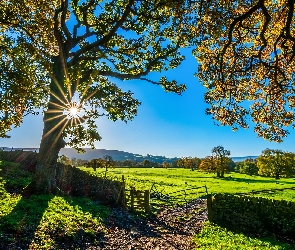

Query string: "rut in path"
[[100, 198, 208, 250]]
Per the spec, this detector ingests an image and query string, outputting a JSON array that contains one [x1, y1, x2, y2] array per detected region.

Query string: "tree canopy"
[[194, 0, 295, 142], [0, 0, 197, 149], [257, 149, 295, 179], [2, 0, 295, 145]]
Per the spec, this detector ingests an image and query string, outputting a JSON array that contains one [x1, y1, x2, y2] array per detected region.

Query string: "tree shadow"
[[221, 176, 295, 185], [45, 196, 109, 249], [0, 195, 54, 250]]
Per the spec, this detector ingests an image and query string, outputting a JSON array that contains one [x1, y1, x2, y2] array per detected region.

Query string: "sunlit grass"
[[29, 196, 108, 249], [79, 167, 295, 201], [193, 222, 295, 250], [0, 160, 109, 248]]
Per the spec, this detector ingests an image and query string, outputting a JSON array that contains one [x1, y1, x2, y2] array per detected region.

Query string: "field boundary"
[[207, 193, 295, 240], [122, 178, 208, 213]]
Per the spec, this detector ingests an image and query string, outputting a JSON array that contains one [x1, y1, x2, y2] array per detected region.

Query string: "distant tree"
[[239, 159, 258, 176], [234, 161, 243, 173], [57, 155, 72, 166], [199, 156, 216, 173], [71, 157, 77, 166], [211, 146, 231, 178], [177, 158, 185, 168], [229, 159, 236, 172], [142, 159, 151, 168], [103, 155, 115, 171], [170, 160, 179, 168], [88, 158, 104, 171], [75, 159, 88, 167], [257, 149, 294, 179], [162, 161, 169, 169], [182, 157, 201, 171], [121, 159, 134, 168]]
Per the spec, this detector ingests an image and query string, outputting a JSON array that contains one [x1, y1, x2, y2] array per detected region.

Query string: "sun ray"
[[44, 113, 66, 122], [45, 109, 65, 114], [51, 118, 69, 149], [42, 116, 68, 139], [47, 102, 67, 110], [74, 115, 84, 125], [81, 88, 99, 103], [49, 75, 68, 102], [49, 92, 70, 107]]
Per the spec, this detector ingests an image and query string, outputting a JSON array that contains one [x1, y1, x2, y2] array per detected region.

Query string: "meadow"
[[1, 161, 295, 249], [80, 167, 295, 201]]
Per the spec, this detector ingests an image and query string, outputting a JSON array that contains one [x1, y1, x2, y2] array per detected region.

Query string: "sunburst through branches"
[[42, 85, 94, 141]]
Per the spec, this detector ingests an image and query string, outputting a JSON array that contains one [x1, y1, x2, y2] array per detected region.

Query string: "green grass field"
[[80, 167, 295, 201], [1, 161, 295, 249]]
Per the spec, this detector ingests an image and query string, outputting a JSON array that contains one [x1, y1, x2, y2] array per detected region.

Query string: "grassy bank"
[[0, 160, 108, 249]]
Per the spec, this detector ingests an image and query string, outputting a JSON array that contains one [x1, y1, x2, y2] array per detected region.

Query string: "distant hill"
[[59, 148, 179, 164], [1, 147, 178, 164], [1, 147, 257, 163]]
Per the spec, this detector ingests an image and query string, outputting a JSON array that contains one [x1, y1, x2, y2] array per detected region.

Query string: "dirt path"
[[99, 199, 208, 250]]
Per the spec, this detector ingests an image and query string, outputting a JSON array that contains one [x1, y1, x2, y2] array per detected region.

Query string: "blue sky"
[[1, 49, 295, 158]]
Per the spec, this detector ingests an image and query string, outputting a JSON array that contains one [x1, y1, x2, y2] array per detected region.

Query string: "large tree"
[[0, 0, 198, 193], [194, 0, 295, 142]]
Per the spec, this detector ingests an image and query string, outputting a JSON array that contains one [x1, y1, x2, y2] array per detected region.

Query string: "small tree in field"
[[239, 159, 258, 176], [162, 161, 169, 169], [199, 156, 215, 173], [182, 157, 201, 171], [211, 146, 231, 178], [257, 149, 294, 179], [103, 155, 115, 171]]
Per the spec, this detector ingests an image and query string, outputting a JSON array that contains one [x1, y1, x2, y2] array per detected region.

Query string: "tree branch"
[[68, 0, 135, 67]]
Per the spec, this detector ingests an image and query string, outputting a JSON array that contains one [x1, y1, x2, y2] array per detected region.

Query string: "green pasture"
[[79, 167, 295, 201]]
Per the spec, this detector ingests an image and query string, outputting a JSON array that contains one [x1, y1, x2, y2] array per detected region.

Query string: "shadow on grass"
[[0, 194, 111, 249], [0, 195, 54, 250], [221, 176, 295, 185], [60, 196, 109, 246]]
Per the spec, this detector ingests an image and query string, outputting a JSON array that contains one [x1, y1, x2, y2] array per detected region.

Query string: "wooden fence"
[[125, 187, 151, 212], [122, 177, 208, 213]]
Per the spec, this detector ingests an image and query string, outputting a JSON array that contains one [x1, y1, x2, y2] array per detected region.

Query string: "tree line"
[[59, 146, 295, 180]]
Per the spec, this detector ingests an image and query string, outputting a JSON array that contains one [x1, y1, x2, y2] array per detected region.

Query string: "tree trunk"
[[32, 55, 68, 194], [33, 125, 66, 193]]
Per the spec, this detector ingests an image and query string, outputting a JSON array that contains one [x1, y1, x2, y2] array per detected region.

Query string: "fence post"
[[130, 188, 135, 211], [121, 175, 126, 208], [207, 194, 214, 222], [144, 190, 150, 213]]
